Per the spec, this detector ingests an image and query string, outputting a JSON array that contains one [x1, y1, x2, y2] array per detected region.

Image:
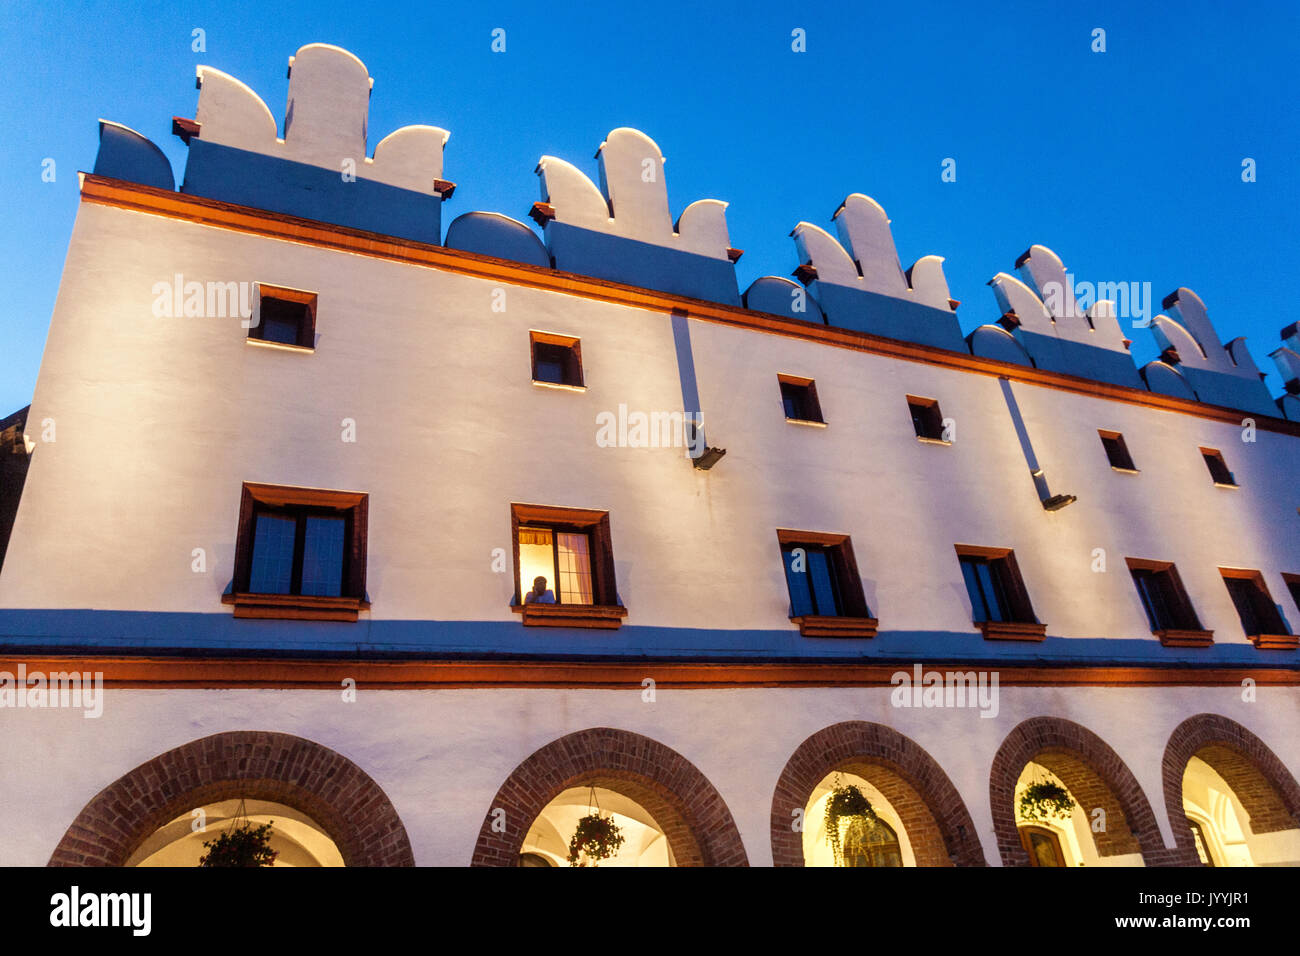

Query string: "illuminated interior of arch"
[[1012, 761, 1126, 867], [802, 771, 913, 867], [125, 799, 345, 867], [518, 786, 675, 866], [1180, 754, 1300, 866]]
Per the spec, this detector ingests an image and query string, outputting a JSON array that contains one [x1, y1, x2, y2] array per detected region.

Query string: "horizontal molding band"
[[2, 655, 1297, 688], [78, 174, 1300, 438]]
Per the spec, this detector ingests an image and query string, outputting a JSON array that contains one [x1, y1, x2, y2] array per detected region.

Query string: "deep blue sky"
[[2, 0, 1297, 413]]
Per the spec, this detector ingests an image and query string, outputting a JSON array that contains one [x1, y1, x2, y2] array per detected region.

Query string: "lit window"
[[511, 504, 625, 628]]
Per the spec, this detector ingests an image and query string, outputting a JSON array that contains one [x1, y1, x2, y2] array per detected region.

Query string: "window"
[[1285, 574, 1300, 614], [1220, 569, 1294, 648], [225, 483, 368, 620], [778, 374, 824, 424], [777, 529, 875, 637], [511, 503, 625, 628], [1125, 558, 1211, 646], [842, 817, 902, 868], [1201, 447, 1236, 486], [1019, 826, 1066, 867], [1099, 430, 1137, 471], [248, 285, 316, 349], [530, 331, 583, 388], [907, 396, 947, 442], [955, 545, 1045, 640]]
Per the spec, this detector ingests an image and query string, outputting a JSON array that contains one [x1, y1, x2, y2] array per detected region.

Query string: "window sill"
[[1155, 628, 1214, 648], [1248, 633, 1299, 650], [1212, 481, 1239, 489], [246, 337, 315, 354], [976, 620, 1047, 641], [531, 380, 586, 393], [916, 436, 951, 446], [791, 615, 878, 638], [1110, 466, 1140, 475], [222, 592, 368, 621], [512, 603, 628, 629], [785, 418, 827, 428]]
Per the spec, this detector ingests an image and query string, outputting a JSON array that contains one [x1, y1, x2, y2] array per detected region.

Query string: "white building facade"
[[1, 44, 1299, 868]]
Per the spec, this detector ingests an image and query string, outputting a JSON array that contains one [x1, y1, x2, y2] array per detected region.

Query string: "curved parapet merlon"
[[1149, 288, 1261, 380], [968, 324, 1033, 367], [93, 120, 174, 191], [535, 127, 733, 260], [988, 272, 1053, 329], [1015, 244, 1129, 352], [190, 44, 447, 198]]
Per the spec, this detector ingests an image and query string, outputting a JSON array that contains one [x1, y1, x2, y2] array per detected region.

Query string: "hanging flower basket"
[[1018, 781, 1076, 823], [199, 820, 278, 867], [567, 813, 625, 867], [825, 784, 876, 866]]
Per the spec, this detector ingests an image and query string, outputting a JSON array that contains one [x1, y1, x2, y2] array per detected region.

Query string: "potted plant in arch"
[[1018, 781, 1076, 824], [824, 778, 876, 866], [567, 787, 625, 867], [198, 799, 279, 867]]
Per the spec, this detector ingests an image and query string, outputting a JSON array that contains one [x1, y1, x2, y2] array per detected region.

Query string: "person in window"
[[525, 576, 556, 604]]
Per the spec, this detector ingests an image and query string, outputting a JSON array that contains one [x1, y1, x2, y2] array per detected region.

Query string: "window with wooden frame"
[[1099, 430, 1137, 472], [1125, 558, 1211, 646], [530, 331, 584, 389], [224, 482, 368, 621], [776, 529, 875, 637], [778, 374, 824, 425], [1219, 568, 1295, 649], [1200, 447, 1236, 486], [1019, 826, 1066, 867], [907, 395, 948, 443], [954, 545, 1045, 640], [511, 503, 625, 628], [248, 285, 316, 350]]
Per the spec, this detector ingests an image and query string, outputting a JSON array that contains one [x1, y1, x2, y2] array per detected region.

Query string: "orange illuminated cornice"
[[78, 174, 1300, 438], [4, 654, 1298, 689]]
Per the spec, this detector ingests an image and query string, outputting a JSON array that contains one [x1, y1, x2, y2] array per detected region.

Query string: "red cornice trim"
[[77, 174, 1300, 437], [3, 655, 1298, 689]]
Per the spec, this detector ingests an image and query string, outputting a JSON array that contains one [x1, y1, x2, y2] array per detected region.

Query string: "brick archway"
[[990, 716, 1175, 866], [770, 721, 986, 866], [49, 731, 413, 866], [1163, 714, 1300, 862], [470, 728, 747, 866]]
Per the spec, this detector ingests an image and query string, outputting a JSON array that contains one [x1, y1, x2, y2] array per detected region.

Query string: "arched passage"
[[990, 716, 1172, 866], [770, 721, 986, 866], [49, 731, 413, 866], [1163, 714, 1300, 866], [470, 727, 748, 866]]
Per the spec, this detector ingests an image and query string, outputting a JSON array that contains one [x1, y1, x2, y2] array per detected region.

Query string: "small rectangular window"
[[776, 530, 874, 637], [1099, 430, 1137, 471], [228, 483, 368, 620], [530, 331, 583, 388], [1220, 569, 1291, 646], [249, 285, 316, 349], [955, 545, 1044, 640], [778, 375, 824, 424], [1201, 447, 1236, 486], [907, 396, 947, 441], [512, 503, 625, 628], [1125, 558, 1208, 644], [1284, 574, 1300, 614]]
